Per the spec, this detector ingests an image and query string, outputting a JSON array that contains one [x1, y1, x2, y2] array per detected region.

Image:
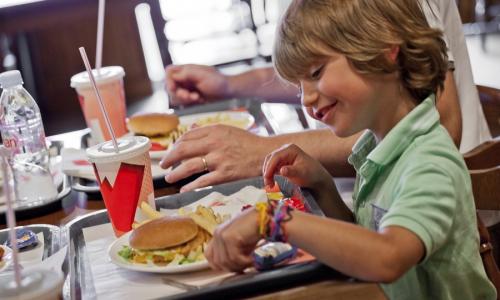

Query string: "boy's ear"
[[385, 45, 400, 63]]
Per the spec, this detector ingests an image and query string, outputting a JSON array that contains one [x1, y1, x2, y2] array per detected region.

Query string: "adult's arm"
[[436, 70, 462, 147], [226, 67, 298, 102], [160, 126, 358, 192], [166, 65, 299, 105]]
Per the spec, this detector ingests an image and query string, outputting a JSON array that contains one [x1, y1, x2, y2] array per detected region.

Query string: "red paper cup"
[[70, 66, 128, 144], [86, 136, 155, 237]]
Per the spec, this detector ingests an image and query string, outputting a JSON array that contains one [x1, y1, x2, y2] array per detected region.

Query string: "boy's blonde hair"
[[274, 0, 448, 102]]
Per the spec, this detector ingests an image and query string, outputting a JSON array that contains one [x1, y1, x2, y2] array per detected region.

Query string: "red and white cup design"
[[86, 136, 155, 237], [70, 66, 128, 144]]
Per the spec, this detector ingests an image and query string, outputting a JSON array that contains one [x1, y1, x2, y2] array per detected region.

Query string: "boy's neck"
[[371, 82, 418, 144]]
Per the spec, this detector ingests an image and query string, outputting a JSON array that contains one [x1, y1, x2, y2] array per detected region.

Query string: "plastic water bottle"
[[0, 70, 57, 203]]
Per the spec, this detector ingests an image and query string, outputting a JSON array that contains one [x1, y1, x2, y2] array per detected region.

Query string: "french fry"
[[215, 213, 222, 224], [188, 213, 217, 235], [197, 206, 217, 224], [178, 207, 187, 216], [140, 202, 162, 220], [132, 219, 152, 229]]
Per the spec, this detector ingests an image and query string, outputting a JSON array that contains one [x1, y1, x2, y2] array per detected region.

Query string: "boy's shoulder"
[[399, 124, 466, 175]]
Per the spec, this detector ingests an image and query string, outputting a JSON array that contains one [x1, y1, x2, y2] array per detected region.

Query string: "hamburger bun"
[[129, 216, 198, 250], [127, 113, 179, 137]]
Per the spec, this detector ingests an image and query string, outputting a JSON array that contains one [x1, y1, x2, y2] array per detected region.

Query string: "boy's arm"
[[287, 211, 425, 282]]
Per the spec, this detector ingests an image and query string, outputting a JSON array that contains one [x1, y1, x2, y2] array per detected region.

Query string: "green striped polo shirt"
[[348, 95, 496, 300]]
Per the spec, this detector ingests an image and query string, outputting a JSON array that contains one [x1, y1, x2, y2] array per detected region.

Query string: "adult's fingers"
[[165, 156, 207, 184], [179, 170, 225, 193], [175, 88, 203, 104], [165, 65, 182, 91], [159, 134, 209, 169]]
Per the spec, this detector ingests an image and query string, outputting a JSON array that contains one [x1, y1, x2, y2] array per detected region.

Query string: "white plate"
[[0, 245, 12, 273], [148, 111, 255, 160], [179, 110, 255, 130], [107, 231, 210, 274]]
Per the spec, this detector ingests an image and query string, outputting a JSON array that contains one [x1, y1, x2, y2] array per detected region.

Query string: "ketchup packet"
[[6, 228, 38, 250]]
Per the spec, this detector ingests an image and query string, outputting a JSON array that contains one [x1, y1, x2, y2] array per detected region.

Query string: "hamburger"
[[118, 216, 211, 266], [127, 113, 187, 150]]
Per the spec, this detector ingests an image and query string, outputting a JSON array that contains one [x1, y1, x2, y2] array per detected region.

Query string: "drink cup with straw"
[[71, 3, 128, 145], [0, 146, 64, 300], [79, 47, 156, 237]]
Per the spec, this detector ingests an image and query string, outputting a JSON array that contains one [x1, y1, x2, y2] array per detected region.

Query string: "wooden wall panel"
[[0, 0, 166, 135]]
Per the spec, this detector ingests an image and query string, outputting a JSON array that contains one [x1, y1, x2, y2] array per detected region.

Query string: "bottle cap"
[[0, 70, 24, 89]]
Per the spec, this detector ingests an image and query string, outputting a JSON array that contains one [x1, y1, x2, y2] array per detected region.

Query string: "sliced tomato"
[[150, 142, 166, 151]]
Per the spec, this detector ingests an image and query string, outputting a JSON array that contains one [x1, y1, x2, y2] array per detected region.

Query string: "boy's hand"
[[205, 208, 260, 272], [263, 144, 332, 192]]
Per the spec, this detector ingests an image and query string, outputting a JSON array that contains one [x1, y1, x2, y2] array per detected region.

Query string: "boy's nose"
[[300, 81, 318, 108]]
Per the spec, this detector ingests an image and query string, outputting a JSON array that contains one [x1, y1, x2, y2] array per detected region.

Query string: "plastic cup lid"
[[70, 66, 125, 89], [86, 136, 151, 163], [0, 269, 63, 300]]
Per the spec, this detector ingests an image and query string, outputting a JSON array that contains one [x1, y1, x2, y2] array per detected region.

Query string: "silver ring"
[[201, 156, 208, 172]]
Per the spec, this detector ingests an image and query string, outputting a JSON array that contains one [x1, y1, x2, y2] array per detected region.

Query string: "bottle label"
[[3, 136, 19, 149], [1, 122, 47, 155]]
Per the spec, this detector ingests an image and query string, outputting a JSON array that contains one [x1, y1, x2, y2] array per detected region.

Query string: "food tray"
[[0, 224, 61, 260], [64, 176, 337, 299], [70, 98, 273, 195]]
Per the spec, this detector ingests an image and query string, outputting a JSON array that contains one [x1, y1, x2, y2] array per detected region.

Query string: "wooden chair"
[[464, 137, 500, 298], [477, 85, 500, 138]]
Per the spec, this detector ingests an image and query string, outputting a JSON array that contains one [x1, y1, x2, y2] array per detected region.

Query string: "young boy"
[[204, 0, 496, 299]]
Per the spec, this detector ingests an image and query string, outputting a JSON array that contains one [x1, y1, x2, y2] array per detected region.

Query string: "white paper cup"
[[86, 136, 154, 236]]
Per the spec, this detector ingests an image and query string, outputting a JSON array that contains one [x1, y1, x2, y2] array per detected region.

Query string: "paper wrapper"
[[92, 151, 154, 236]]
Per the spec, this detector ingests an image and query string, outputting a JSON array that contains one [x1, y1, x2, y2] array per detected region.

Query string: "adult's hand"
[[165, 64, 230, 106], [160, 125, 271, 192]]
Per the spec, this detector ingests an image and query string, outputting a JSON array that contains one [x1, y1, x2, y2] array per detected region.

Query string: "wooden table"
[[0, 130, 386, 300]]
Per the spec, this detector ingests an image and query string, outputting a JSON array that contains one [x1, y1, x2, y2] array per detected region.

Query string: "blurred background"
[[0, 0, 498, 135]]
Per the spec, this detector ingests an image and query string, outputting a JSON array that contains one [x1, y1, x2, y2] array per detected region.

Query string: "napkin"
[[160, 185, 267, 217], [61, 148, 95, 180]]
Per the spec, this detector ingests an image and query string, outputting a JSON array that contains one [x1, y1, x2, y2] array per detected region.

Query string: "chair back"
[[477, 85, 500, 138], [464, 137, 500, 298]]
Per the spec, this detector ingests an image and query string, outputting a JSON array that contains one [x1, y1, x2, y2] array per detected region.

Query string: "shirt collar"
[[348, 94, 440, 170]]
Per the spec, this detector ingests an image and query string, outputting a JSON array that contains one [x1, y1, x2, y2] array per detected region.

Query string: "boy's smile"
[[301, 51, 416, 141], [314, 101, 338, 122]]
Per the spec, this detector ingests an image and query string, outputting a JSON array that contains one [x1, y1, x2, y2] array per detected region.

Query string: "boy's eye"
[[310, 65, 324, 79]]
